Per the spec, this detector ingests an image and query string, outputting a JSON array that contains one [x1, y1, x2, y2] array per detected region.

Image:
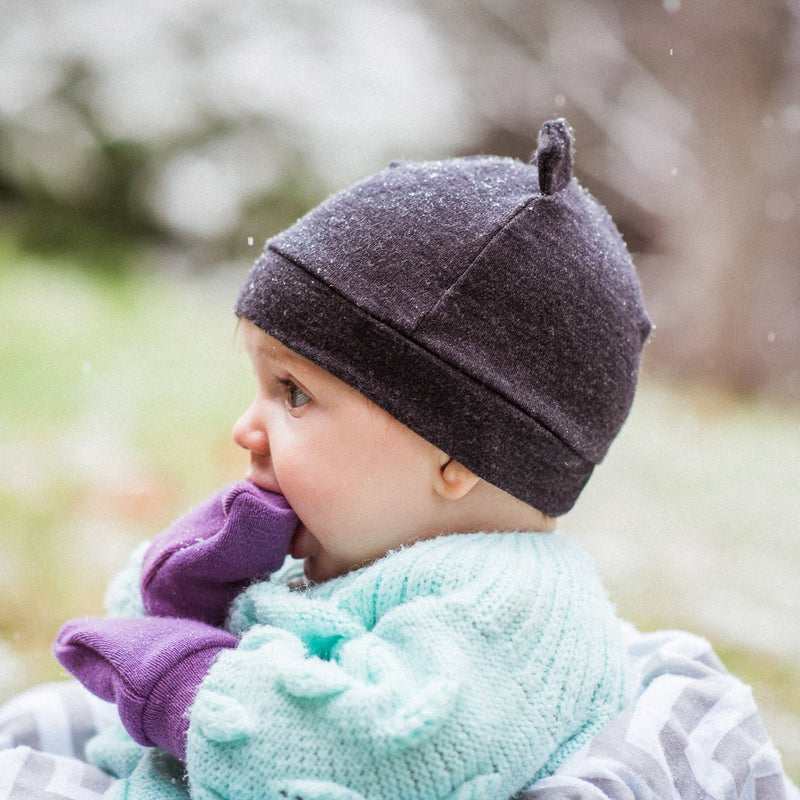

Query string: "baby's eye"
[[284, 381, 311, 409]]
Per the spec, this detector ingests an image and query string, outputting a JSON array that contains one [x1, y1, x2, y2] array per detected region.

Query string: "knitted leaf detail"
[[232, 588, 367, 660], [277, 657, 353, 700], [327, 634, 462, 754], [192, 691, 256, 744], [373, 677, 459, 752]]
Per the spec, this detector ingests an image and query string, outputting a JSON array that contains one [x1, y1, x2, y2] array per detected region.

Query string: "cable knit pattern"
[[179, 532, 629, 800]]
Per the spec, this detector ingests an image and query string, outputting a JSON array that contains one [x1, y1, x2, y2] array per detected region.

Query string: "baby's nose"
[[232, 403, 269, 455]]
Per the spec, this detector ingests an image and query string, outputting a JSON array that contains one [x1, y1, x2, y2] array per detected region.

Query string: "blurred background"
[[1, 0, 798, 779]]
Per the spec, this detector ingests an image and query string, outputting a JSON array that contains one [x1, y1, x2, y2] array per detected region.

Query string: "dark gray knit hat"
[[236, 119, 651, 515]]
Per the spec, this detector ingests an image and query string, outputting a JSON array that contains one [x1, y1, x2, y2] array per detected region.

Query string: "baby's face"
[[234, 320, 446, 583]]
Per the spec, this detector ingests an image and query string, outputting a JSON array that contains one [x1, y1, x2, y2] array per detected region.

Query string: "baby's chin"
[[301, 549, 356, 585], [291, 526, 335, 584], [302, 556, 341, 585], [289, 524, 311, 561]]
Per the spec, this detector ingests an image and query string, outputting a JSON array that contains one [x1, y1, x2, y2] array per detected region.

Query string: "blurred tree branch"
[[416, 0, 800, 401]]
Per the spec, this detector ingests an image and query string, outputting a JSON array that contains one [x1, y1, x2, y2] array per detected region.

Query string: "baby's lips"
[[224, 481, 294, 517]]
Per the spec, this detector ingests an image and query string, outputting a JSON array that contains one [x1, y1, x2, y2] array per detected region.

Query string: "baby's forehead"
[[242, 320, 303, 366], [241, 319, 354, 390]]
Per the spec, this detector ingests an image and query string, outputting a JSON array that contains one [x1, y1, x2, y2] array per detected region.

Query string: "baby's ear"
[[434, 458, 481, 500]]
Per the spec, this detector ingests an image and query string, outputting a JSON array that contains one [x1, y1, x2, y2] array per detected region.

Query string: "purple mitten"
[[54, 615, 236, 761], [141, 482, 298, 626]]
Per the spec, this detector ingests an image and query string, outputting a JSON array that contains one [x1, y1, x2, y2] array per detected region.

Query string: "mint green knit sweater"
[[91, 532, 628, 800]]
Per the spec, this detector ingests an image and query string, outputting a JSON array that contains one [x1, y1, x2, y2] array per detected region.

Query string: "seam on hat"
[[411, 194, 539, 331], [262, 245, 587, 461]]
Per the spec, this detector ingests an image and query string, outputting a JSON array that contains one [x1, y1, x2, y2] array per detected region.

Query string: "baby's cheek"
[[283, 474, 347, 534]]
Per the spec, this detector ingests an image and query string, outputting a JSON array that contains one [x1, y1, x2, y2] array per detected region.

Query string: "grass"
[[1, 237, 798, 782]]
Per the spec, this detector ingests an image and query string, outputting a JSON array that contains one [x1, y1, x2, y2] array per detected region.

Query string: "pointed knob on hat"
[[533, 118, 574, 195]]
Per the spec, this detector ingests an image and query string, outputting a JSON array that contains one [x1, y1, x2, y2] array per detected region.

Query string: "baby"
[[51, 120, 647, 797]]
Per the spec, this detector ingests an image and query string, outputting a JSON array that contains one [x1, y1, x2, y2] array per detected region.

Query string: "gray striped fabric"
[[523, 626, 800, 800], [0, 681, 117, 761], [0, 628, 797, 800], [0, 747, 113, 800], [0, 682, 117, 800]]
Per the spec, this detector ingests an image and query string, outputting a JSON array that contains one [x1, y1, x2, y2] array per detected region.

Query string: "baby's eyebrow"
[[254, 338, 305, 371]]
